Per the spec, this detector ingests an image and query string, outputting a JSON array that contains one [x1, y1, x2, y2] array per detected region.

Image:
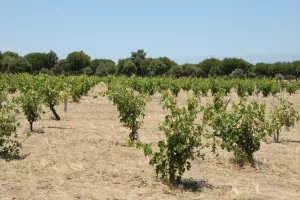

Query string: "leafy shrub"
[[203, 95, 270, 167], [286, 82, 298, 95], [148, 92, 205, 185], [229, 69, 246, 79], [236, 82, 247, 97], [18, 90, 42, 131], [270, 98, 300, 142], [257, 80, 274, 97], [169, 81, 181, 97], [275, 74, 284, 81], [105, 84, 149, 141], [0, 103, 20, 158]]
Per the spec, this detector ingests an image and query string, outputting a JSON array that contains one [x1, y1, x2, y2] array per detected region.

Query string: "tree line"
[[0, 49, 299, 79]]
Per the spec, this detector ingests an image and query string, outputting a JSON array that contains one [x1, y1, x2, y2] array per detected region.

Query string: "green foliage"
[[40, 68, 54, 76], [52, 59, 69, 75], [270, 98, 300, 143], [46, 50, 58, 69], [275, 74, 284, 81], [257, 80, 274, 97], [223, 58, 252, 75], [203, 95, 270, 167], [182, 64, 198, 77], [181, 78, 192, 92], [18, 89, 42, 131], [67, 76, 98, 102], [210, 79, 222, 95], [66, 51, 91, 74], [149, 92, 205, 185], [167, 66, 183, 78], [286, 82, 298, 95], [117, 59, 137, 76], [94, 62, 116, 76], [2, 51, 19, 58], [105, 84, 149, 141], [245, 80, 255, 96], [169, 81, 181, 97], [1, 48, 300, 77], [236, 82, 248, 97], [198, 58, 223, 77], [1, 56, 32, 73], [38, 75, 68, 120], [24, 52, 49, 72], [229, 69, 246, 79], [0, 103, 20, 157], [0, 79, 7, 108], [270, 83, 280, 96], [82, 67, 94, 75], [131, 49, 146, 76]]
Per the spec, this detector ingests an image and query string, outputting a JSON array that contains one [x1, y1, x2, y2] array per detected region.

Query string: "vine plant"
[[202, 94, 271, 167], [147, 91, 206, 185], [270, 98, 300, 143], [104, 84, 149, 141]]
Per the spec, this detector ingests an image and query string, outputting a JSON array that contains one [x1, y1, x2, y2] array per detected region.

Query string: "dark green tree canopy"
[[117, 59, 137, 76], [131, 49, 146, 76], [167, 66, 183, 78], [2, 51, 19, 58], [198, 58, 223, 76], [2, 56, 31, 73], [222, 58, 252, 75], [46, 50, 58, 69], [82, 67, 94, 75], [157, 57, 177, 69], [25, 52, 48, 72], [66, 51, 91, 74], [94, 62, 117, 76], [229, 68, 246, 79], [0, 49, 299, 78], [89, 58, 116, 75], [182, 63, 198, 77]]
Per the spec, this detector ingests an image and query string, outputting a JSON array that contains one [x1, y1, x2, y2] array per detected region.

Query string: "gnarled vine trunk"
[[50, 104, 60, 120]]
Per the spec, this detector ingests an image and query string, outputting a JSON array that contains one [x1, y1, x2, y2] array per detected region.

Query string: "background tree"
[[158, 57, 177, 69], [51, 59, 69, 75], [89, 59, 102, 74], [2, 51, 19, 58], [131, 49, 146, 76], [167, 66, 183, 78], [46, 50, 58, 69], [117, 59, 137, 76], [182, 64, 198, 77], [198, 58, 223, 77], [40, 68, 54, 76], [229, 69, 246, 79], [2, 56, 32, 73], [90, 59, 116, 76], [82, 67, 93, 75], [66, 51, 91, 74], [24, 52, 48, 74], [140, 58, 155, 76], [222, 58, 252, 75], [153, 59, 169, 76], [95, 62, 108, 76], [122, 60, 137, 76]]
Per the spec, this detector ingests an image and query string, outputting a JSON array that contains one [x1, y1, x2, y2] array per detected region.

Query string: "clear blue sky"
[[1, 0, 299, 64]]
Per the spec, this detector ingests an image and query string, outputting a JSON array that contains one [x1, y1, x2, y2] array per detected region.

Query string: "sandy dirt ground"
[[1, 84, 300, 200]]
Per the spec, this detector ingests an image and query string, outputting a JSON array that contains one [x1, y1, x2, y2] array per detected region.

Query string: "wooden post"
[[64, 99, 67, 112], [158, 94, 162, 105]]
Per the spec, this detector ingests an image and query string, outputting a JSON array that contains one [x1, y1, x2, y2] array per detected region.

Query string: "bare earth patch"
[[1, 85, 300, 200]]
